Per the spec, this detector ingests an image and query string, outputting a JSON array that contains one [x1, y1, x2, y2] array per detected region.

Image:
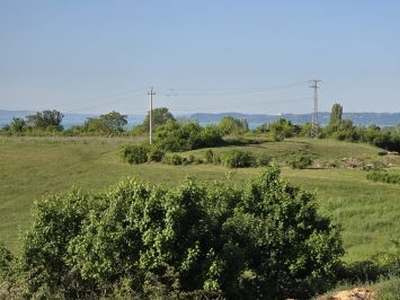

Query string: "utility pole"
[[148, 87, 155, 144], [309, 79, 322, 138]]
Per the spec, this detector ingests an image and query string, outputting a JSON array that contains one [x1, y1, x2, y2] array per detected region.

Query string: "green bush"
[[154, 121, 224, 152], [147, 145, 165, 162], [162, 154, 184, 165], [8, 167, 343, 299], [256, 153, 272, 167], [121, 145, 149, 164], [0, 242, 14, 282], [221, 150, 256, 168], [288, 153, 313, 169]]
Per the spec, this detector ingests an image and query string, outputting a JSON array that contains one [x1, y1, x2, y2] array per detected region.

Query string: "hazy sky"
[[0, 1, 399, 115]]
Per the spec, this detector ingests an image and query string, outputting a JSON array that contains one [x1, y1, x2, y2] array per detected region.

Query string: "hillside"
[[1, 136, 400, 264]]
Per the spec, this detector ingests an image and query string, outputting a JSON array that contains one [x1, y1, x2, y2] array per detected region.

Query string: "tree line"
[[2, 104, 400, 151]]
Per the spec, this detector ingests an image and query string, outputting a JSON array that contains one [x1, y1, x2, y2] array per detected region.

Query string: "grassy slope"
[[1, 136, 400, 264]]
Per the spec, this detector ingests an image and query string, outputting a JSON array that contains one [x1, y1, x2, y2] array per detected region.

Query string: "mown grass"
[[1, 136, 400, 265]]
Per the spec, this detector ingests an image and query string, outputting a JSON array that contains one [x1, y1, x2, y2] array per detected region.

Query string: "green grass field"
[[1, 136, 400, 264]]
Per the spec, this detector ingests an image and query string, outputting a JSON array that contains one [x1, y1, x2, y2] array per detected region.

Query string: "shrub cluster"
[[220, 150, 256, 168], [122, 145, 272, 169], [0, 168, 344, 299], [122, 145, 315, 171], [121, 145, 149, 164], [366, 171, 400, 185], [288, 153, 314, 169], [154, 121, 224, 152], [121, 144, 166, 164]]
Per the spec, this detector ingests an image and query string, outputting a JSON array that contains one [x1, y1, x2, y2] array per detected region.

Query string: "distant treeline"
[[2, 104, 400, 151]]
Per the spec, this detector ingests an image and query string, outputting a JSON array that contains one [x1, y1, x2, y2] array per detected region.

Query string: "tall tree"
[[142, 107, 175, 131], [84, 111, 128, 134], [26, 110, 64, 131], [329, 103, 343, 126]]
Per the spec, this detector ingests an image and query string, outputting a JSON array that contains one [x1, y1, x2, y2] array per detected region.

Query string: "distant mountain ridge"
[[188, 112, 400, 127], [1, 110, 400, 128]]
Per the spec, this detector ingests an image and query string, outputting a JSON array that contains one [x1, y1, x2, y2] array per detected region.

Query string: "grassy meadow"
[[1, 136, 400, 264]]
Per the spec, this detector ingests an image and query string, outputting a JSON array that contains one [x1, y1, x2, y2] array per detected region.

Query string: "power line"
[[162, 81, 307, 97]]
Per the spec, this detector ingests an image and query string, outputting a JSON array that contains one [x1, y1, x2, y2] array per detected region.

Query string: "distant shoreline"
[[1, 110, 400, 129]]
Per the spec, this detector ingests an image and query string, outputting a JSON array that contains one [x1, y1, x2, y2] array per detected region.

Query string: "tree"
[[10, 117, 26, 133], [325, 103, 344, 137], [268, 118, 300, 141], [84, 111, 127, 134], [26, 110, 64, 131], [218, 116, 249, 135], [335, 119, 360, 142], [329, 103, 343, 126], [142, 107, 175, 131]]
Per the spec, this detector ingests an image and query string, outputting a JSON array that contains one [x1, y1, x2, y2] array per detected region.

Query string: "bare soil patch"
[[317, 288, 376, 300]]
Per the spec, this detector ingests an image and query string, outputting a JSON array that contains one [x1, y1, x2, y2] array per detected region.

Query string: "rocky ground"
[[317, 288, 376, 300]]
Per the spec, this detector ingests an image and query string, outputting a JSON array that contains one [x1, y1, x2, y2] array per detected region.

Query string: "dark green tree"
[[26, 110, 64, 131], [329, 103, 343, 126], [325, 103, 344, 137], [335, 119, 360, 142], [84, 111, 127, 134], [10, 117, 27, 133], [142, 107, 175, 131], [268, 118, 300, 141]]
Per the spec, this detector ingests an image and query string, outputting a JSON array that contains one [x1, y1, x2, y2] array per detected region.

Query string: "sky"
[[0, 1, 399, 116]]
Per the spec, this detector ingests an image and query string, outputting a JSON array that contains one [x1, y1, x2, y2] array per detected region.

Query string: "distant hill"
[[188, 112, 400, 127], [1, 110, 400, 129]]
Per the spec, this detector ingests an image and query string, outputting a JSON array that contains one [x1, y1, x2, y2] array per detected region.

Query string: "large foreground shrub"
[[6, 167, 343, 299]]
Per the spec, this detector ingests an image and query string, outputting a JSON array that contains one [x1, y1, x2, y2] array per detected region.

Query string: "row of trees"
[[3, 105, 400, 151], [1, 110, 128, 135]]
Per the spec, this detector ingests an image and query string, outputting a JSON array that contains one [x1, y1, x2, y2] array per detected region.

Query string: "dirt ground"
[[316, 288, 376, 300]]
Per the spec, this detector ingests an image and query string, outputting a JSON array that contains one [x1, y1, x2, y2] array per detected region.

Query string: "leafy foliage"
[[154, 121, 224, 152], [288, 152, 314, 169], [217, 116, 249, 135], [12, 167, 343, 299], [122, 144, 150, 164], [0, 241, 14, 282], [267, 118, 300, 141], [256, 153, 272, 167], [221, 150, 256, 168], [329, 103, 343, 126], [9, 117, 27, 134], [141, 107, 176, 131], [26, 110, 64, 131], [162, 153, 184, 165], [84, 111, 128, 134]]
